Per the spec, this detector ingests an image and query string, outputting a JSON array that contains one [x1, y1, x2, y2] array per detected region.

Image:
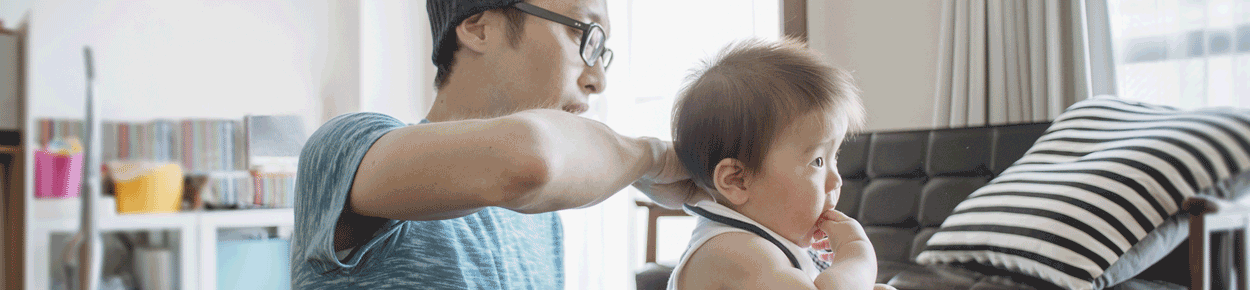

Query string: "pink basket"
[[34, 150, 84, 198]]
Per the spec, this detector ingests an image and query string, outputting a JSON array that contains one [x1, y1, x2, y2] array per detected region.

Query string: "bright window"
[[561, 0, 781, 289], [1107, 0, 1250, 109], [601, 0, 781, 267]]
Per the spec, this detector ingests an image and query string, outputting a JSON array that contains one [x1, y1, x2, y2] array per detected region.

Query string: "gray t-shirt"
[[292, 112, 563, 289]]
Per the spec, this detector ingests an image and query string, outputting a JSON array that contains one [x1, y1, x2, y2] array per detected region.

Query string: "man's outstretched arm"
[[348, 109, 684, 221]]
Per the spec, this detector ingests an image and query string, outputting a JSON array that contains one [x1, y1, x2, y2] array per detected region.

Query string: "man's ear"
[[712, 158, 751, 206], [454, 12, 494, 54]]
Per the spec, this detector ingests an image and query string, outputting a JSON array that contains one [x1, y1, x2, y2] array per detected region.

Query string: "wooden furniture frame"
[[1, 21, 26, 290], [2, 145, 21, 290], [635, 200, 688, 264], [782, 0, 807, 41], [1185, 194, 1250, 290]]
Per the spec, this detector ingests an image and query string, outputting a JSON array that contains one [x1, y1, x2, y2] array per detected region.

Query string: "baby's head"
[[672, 37, 863, 245]]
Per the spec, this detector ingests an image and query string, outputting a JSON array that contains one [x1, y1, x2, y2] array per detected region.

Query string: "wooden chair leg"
[[1186, 195, 1250, 290], [636, 200, 689, 265], [646, 207, 659, 264], [1193, 215, 1209, 290]]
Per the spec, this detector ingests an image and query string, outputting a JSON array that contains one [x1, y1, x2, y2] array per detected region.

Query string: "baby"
[[668, 38, 892, 290]]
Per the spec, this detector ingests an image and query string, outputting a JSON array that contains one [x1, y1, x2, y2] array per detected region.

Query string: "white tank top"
[[666, 198, 825, 290]]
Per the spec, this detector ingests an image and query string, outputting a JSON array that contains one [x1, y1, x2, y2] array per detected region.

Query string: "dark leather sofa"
[[835, 122, 1188, 289], [637, 122, 1193, 290]]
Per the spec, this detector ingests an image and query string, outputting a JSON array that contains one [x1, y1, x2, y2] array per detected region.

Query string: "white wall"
[[0, 0, 439, 131], [0, 0, 36, 29], [360, 0, 437, 123], [1, 1, 339, 134], [321, 0, 362, 126], [808, 0, 945, 131]]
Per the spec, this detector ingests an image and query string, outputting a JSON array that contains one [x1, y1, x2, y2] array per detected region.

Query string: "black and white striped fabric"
[[915, 97, 1250, 289]]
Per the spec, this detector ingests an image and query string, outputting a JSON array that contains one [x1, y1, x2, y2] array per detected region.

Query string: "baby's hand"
[[811, 209, 869, 261]]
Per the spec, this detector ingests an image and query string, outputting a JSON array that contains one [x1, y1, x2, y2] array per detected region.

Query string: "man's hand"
[[638, 139, 686, 183], [630, 139, 706, 209]]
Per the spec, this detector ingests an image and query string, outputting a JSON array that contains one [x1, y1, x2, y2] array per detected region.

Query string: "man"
[[291, 0, 697, 288]]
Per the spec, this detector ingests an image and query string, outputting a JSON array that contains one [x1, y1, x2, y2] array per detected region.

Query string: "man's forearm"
[[349, 109, 656, 221], [350, 116, 551, 221], [498, 109, 655, 213]]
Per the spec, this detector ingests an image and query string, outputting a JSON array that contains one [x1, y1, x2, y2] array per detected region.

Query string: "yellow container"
[[110, 162, 184, 214]]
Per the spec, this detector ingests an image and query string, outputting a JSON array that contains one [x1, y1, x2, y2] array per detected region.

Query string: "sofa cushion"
[[927, 128, 993, 177], [868, 131, 929, 178], [911, 228, 941, 262], [877, 261, 927, 284], [860, 178, 922, 226], [886, 264, 984, 289], [915, 97, 1250, 289], [920, 177, 988, 227], [839, 135, 871, 179], [836, 179, 867, 219], [991, 124, 1051, 175], [867, 227, 917, 263]]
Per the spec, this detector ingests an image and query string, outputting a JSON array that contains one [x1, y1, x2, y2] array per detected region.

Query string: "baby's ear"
[[712, 158, 750, 206]]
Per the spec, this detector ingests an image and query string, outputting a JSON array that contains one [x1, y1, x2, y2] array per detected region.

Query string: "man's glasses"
[[512, 2, 613, 69]]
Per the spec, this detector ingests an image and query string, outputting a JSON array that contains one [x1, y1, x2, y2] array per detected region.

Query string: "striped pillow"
[[915, 97, 1250, 289]]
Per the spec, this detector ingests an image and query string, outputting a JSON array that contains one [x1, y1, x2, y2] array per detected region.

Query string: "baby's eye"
[[810, 157, 824, 167]]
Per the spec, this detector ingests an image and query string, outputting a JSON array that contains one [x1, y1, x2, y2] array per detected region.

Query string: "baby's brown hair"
[[672, 37, 864, 194]]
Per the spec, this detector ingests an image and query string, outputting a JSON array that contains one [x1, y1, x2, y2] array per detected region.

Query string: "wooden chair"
[[1185, 194, 1250, 290], [634, 200, 688, 290]]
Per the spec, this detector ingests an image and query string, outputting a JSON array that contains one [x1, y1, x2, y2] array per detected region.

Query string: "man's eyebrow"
[[571, 5, 603, 24]]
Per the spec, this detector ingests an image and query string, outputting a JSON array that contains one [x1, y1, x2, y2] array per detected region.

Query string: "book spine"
[[102, 122, 115, 162], [118, 123, 129, 159], [222, 122, 231, 171]]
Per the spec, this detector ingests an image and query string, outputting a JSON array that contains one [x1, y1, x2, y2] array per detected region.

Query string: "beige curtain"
[[933, 0, 1093, 128]]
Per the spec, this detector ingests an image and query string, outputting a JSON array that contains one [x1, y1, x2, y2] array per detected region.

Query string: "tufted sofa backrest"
[[835, 122, 1052, 264]]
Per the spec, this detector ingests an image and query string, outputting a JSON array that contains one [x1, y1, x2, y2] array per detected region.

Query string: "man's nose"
[[580, 62, 607, 95]]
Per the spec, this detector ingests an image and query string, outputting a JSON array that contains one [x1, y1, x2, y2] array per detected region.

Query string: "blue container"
[[218, 239, 291, 290]]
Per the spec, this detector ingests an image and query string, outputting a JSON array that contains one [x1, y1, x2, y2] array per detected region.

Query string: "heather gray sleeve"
[[291, 112, 403, 274]]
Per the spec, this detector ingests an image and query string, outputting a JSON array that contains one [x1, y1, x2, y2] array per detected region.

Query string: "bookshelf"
[[28, 197, 293, 290], [19, 138, 297, 290], [197, 208, 294, 290], [4, 26, 299, 290]]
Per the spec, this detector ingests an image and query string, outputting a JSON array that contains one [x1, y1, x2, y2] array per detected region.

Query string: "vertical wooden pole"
[[3, 21, 26, 290], [1192, 215, 1208, 290], [646, 208, 659, 264], [782, 0, 808, 42]]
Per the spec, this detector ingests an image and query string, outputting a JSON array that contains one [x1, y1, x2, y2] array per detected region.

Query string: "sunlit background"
[[2, 0, 1248, 289], [0, 1, 783, 289], [564, 0, 779, 288], [1108, 0, 1250, 109]]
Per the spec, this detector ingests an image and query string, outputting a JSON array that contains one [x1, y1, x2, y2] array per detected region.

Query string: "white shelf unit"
[[27, 197, 293, 290], [197, 208, 293, 290], [4, 18, 301, 290], [30, 198, 197, 290], [9, 58, 296, 289]]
